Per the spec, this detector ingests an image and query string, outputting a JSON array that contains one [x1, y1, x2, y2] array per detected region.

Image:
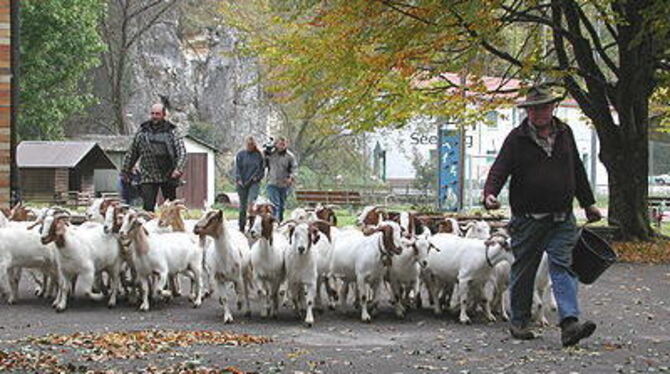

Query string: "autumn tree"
[[221, 0, 670, 240], [100, 0, 178, 135], [18, 0, 105, 140]]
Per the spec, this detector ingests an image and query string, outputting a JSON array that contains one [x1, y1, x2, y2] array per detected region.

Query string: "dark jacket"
[[122, 120, 186, 184], [483, 117, 595, 216], [235, 149, 265, 187]]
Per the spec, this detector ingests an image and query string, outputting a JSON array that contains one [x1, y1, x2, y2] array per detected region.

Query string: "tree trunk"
[[113, 50, 128, 135], [599, 126, 652, 241]]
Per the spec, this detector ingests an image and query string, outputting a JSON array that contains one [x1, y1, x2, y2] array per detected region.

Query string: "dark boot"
[[509, 324, 539, 340], [560, 317, 596, 347]]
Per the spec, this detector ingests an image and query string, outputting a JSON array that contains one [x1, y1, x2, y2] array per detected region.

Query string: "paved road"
[[1, 263, 669, 373]]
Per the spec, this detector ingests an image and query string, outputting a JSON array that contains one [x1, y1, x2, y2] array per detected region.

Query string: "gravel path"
[[0, 263, 669, 373]]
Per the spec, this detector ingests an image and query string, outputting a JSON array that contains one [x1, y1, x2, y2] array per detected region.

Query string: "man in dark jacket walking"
[[483, 86, 602, 347], [235, 136, 265, 232], [121, 103, 186, 212]]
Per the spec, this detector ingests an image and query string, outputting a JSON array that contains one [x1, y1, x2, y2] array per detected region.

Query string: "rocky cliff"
[[68, 7, 280, 159]]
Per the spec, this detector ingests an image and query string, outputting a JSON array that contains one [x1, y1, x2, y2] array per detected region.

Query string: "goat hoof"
[[304, 320, 313, 328], [244, 310, 252, 318], [223, 315, 234, 324], [460, 317, 472, 325]]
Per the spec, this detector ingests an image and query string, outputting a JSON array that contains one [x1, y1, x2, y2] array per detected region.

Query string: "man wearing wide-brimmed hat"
[[483, 86, 602, 347]]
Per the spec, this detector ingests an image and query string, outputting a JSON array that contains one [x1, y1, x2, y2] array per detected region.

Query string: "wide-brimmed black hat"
[[517, 86, 562, 108]]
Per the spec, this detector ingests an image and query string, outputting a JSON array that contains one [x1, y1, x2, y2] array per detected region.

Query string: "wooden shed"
[[76, 134, 218, 209], [16, 141, 116, 203]]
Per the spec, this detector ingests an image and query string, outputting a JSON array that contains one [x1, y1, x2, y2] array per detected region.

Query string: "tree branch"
[[573, 3, 619, 78]]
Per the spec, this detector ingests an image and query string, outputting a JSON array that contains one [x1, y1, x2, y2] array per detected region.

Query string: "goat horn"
[[137, 211, 155, 220], [53, 213, 70, 221]]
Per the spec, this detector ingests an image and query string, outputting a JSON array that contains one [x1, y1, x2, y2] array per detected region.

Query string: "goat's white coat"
[[40, 218, 122, 311], [425, 234, 513, 324], [119, 212, 203, 311], [284, 223, 319, 326], [248, 215, 288, 318], [330, 221, 403, 322]]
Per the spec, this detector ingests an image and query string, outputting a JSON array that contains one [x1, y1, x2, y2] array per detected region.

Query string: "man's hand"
[[171, 170, 183, 179], [286, 176, 294, 186], [585, 205, 602, 223], [484, 194, 501, 210]]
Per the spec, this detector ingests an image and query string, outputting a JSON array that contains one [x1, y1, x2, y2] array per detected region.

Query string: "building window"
[[485, 111, 499, 128]]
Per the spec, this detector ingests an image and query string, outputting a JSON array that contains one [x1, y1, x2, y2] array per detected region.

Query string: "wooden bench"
[[56, 191, 93, 207], [295, 190, 363, 206]]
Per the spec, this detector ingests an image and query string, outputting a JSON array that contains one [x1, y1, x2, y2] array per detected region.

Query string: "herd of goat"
[[0, 200, 556, 327]]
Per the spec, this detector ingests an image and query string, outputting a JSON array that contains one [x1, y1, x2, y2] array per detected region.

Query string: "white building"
[[367, 85, 609, 208]]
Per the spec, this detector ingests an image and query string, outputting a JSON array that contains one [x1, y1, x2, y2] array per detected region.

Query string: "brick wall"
[[0, 0, 10, 205]]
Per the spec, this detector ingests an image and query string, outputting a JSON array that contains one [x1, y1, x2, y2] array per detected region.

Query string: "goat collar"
[[485, 244, 494, 268]]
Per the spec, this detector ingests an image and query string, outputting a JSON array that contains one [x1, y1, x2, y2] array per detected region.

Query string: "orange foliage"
[[612, 241, 670, 264]]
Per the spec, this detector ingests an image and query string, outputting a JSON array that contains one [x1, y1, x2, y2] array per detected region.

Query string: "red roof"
[[417, 72, 579, 108]]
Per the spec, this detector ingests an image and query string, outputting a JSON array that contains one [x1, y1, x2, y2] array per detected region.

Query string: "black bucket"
[[571, 227, 617, 284]]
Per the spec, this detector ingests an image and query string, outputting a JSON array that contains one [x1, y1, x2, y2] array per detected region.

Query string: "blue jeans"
[[236, 182, 260, 232], [266, 184, 289, 221], [508, 214, 580, 327]]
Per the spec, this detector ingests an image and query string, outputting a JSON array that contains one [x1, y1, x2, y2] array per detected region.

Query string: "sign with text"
[[438, 127, 462, 211]]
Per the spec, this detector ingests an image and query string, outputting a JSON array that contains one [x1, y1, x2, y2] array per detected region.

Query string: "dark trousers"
[[236, 182, 260, 232], [141, 182, 177, 212], [508, 214, 580, 327]]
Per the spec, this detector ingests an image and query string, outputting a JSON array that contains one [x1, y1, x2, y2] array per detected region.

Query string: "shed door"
[[177, 153, 208, 209]]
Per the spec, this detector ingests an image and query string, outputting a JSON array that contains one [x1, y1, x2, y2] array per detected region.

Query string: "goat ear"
[[310, 227, 320, 245], [288, 227, 295, 244]]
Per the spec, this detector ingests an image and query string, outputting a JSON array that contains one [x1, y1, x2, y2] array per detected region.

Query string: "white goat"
[[425, 232, 514, 324], [285, 222, 324, 326], [330, 221, 404, 322], [387, 233, 434, 318], [0, 222, 60, 304], [193, 209, 253, 323], [532, 253, 557, 326], [289, 208, 316, 223], [40, 214, 122, 311], [119, 210, 204, 311], [86, 198, 120, 223], [463, 221, 491, 239], [460, 221, 511, 321], [248, 212, 288, 318]]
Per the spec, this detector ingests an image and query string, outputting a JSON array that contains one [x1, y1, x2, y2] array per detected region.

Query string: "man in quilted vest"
[[121, 103, 186, 212]]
